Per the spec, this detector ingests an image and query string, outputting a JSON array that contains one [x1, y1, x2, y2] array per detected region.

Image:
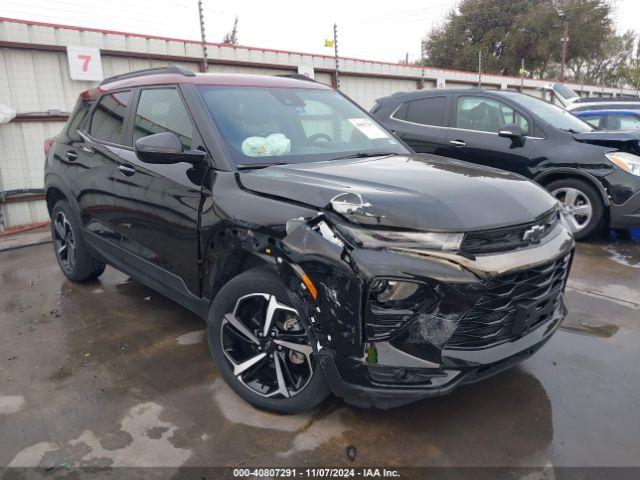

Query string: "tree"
[[223, 16, 239, 45], [623, 37, 640, 93], [422, 0, 622, 81], [567, 30, 635, 86]]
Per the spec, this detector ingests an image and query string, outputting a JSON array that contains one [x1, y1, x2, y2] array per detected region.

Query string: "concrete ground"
[[0, 231, 639, 472]]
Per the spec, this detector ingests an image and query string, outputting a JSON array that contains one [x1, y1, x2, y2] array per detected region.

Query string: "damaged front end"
[[272, 195, 575, 409]]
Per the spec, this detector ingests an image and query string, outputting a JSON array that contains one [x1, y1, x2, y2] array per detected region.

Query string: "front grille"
[[461, 209, 560, 255], [447, 254, 571, 349]]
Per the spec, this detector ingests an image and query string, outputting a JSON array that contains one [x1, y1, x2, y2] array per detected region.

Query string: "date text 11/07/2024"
[[232, 468, 401, 478]]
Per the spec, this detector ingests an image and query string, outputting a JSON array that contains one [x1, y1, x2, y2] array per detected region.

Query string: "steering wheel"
[[306, 133, 333, 146]]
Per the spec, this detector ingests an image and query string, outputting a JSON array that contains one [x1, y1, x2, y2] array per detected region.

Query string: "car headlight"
[[336, 223, 463, 251], [606, 152, 640, 176]]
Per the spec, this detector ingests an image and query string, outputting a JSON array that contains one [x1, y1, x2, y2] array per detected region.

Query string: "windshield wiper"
[[237, 161, 288, 170], [332, 152, 396, 161], [559, 128, 580, 134]]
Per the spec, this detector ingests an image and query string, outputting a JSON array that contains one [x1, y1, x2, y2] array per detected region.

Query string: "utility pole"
[[419, 40, 425, 89], [333, 23, 340, 90], [478, 50, 482, 87], [559, 11, 569, 83], [198, 0, 208, 72]]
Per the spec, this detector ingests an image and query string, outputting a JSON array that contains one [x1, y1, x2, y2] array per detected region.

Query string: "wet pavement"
[[0, 232, 639, 470]]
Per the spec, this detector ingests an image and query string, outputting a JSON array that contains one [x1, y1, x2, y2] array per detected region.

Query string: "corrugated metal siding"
[[100, 56, 199, 78], [1, 200, 49, 229], [341, 76, 418, 110], [0, 121, 66, 190]]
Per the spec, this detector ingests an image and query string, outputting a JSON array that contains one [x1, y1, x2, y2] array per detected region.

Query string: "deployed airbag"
[[241, 133, 291, 157]]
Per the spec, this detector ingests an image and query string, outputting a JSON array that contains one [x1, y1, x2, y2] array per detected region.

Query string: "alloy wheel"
[[220, 293, 314, 398], [53, 211, 76, 272], [551, 187, 593, 233]]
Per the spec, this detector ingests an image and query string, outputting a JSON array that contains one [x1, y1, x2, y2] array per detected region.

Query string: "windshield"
[[198, 86, 408, 167], [505, 92, 594, 133], [552, 83, 579, 101]]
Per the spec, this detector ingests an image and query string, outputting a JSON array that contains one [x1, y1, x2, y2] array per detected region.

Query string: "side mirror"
[[135, 132, 206, 164], [498, 123, 524, 139]]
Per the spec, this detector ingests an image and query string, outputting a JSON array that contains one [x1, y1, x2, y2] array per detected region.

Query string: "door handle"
[[65, 150, 78, 161], [118, 164, 136, 176], [449, 140, 467, 147]]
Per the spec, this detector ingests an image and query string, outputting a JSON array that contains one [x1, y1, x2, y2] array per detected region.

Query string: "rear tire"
[[207, 267, 330, 414], [51, 200, 106, 282], [546, 178, 604, 241]]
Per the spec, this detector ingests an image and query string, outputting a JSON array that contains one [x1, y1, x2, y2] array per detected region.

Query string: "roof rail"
[[100, 65, 195, 86], [276, 73, 317, 83], [575, 95, 640, 103]]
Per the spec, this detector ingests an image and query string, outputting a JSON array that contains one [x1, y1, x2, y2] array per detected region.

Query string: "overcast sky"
[[1, 0, 638, 63]]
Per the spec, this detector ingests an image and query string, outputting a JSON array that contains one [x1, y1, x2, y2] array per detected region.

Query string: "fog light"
[[366, 278, 439, 341], [370, 279, 418, 304]]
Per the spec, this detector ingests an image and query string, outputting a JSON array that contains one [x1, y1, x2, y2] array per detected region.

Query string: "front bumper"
[[278, 216, 574, 408], [318, 299, 565, 409], [610, 190, 640, 228]]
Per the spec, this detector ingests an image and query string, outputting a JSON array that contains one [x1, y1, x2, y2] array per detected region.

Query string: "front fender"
[[533, 167, 610, 206]]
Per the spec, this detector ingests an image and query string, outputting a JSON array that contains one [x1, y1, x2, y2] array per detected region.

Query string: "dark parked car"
[[574, 109, 640, 131], [371, 88, 640, 239], [45, 68, 574, 412]]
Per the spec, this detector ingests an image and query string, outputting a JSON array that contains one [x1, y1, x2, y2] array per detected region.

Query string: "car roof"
[[375, 87, 518, 104], [81, 71, 331, 100], [574, 109, 640, 116]]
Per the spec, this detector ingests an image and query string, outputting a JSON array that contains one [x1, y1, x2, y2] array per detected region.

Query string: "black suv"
[[45, 67, 574, 413], [371, 88, 640, 240]]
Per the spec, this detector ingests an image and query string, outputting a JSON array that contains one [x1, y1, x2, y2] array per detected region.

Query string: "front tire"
[[546, 178, 604, 240], [51, 200, 106, 282], [207, 268, 330, 414]]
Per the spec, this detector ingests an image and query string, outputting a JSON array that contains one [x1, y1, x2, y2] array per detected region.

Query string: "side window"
[[456, 96, 529, 135], [66, 98, 93, 141], [399, 97, 447, 126], [132, 88, 193, 150], [580, 115, 602, 128], [614, 115, 640, 130], [89, 90, 132, 144]]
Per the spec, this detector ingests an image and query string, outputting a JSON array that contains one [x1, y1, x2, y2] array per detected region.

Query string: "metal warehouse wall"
[[0, 17, 635, 230]]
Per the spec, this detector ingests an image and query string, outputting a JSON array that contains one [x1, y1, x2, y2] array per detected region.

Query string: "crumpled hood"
[[573, 131, 640, 153], [238, 154, 558, 232]]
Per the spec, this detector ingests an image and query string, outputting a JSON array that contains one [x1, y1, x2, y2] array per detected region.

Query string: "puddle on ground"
[[8, 402, 192, 467], [176, 330, 206, 346], [0, 395, 26, 414], [602, 229, 640, 269], [606, 243, 640, 269], [560, 317, 620, 338], [210, 378, 349, 456]]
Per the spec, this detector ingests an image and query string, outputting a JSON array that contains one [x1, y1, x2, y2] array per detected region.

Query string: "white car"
[[540, 83, 640, 112]]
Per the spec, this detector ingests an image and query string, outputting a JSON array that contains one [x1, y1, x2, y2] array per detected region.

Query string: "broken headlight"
[[337, 223, 463, 251]]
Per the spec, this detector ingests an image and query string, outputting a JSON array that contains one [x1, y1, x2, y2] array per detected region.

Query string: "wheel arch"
[[534, 168, 610, 207], [203, 245, 276, 304], [45, 174, 79, 214]]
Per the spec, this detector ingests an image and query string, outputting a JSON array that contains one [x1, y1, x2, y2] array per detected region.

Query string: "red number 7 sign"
[[78, 54, 92, 72]]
